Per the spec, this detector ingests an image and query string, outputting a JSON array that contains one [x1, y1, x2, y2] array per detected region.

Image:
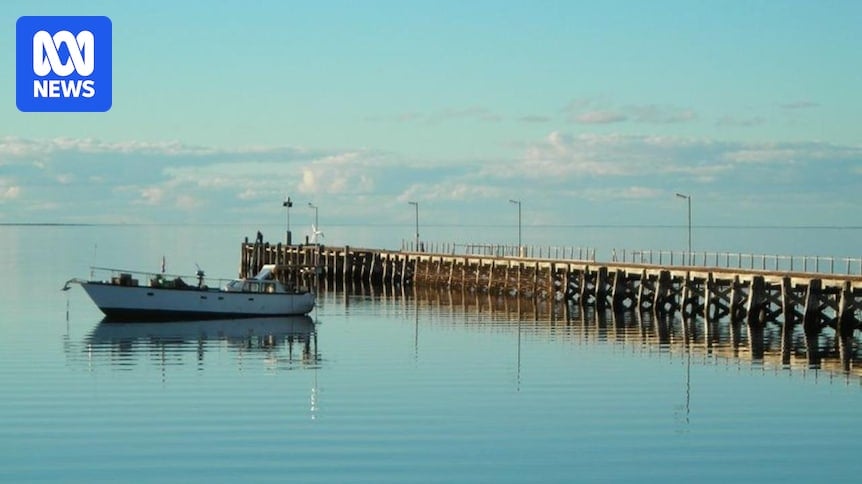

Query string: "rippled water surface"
[[1, 225, 861, 483]]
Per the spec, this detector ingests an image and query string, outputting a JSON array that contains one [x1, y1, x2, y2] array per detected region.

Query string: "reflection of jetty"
[[327, 284, 862, 379], [240, 241, 862, 371]]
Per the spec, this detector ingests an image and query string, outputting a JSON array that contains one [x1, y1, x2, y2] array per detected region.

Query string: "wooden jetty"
[[239, 237, 862, 370]]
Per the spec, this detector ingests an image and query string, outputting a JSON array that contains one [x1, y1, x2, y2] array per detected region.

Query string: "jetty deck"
[[239, 238, 862, 370]]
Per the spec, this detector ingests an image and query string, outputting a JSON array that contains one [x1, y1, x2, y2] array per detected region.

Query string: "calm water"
[[1, 225, 861, 483]]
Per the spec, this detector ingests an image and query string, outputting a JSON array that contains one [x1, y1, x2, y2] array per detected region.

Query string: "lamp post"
[[675, 193, 691, 265], [308, 202, 319, 244], [408, 201, 419, 251], [509, 199, 521, 255], [282, 196, 293, 245]]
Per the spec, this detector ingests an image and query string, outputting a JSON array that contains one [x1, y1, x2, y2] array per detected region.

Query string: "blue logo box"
[[16, 16, 112, 112]]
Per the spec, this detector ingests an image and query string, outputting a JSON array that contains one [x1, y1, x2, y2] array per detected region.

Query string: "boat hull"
[[80, 282, 315, 321]]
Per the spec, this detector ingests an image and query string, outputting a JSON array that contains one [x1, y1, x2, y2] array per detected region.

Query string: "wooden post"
[[636, 269, 648, 311], [836, 281, 856, 372], [653, 270, 671, 315], [746, 275, 765, 359], [680, 272, 692, 321], [611, 269, 625, 312], [343, 246, 350, 285], [533, 262, 540, 298], [578, 267, 588, 304], [596, 266, 608, 308], [448, 258, 455, 287], [780, 276, 795, 365], [704, 273, 715, 346], [382, 253, 389, 285], [516, 262, 523, 297], [802, 279, 822, 367], [461, 257, 467, 287], [728, 276, 742, 323]]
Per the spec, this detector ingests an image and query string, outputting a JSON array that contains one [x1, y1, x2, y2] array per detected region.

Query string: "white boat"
[[64, 264, 315, 321]]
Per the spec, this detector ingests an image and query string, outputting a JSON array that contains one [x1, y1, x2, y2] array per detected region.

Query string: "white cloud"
[[780, 100, 819, 110], [175, 194, 201, 210], [139, 186, 165, 205], [507, 131, 862, 189], [722, 148, 797, 163], [563, 100, 697, 125], [296, 153, 377, 194], [370, 106, 503, 124], [619, 186, 664, 199], [717, 115, 766, 127], [0, 177, 21, 201], [628, 105, 697, 124], [299, 168, 318, 193], [398, 182, 503, 202], [575, 110, 627, 124], [1, 135, 859, 227], [237, 188, 262, 200], [1, 185, 21, 200], [518, 115, 551, 123]]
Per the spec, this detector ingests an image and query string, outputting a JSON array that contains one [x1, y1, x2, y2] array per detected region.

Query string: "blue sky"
[[2, 1, 861, 251]]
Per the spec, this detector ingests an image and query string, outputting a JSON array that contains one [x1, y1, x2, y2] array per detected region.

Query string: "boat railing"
[[88, 266, 236, 290]]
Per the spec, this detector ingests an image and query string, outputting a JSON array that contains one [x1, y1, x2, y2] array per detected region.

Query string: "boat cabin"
[[223, 264, 289, 294]]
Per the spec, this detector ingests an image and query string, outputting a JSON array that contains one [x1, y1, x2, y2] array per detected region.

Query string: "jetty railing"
[[401, 241, 861, 275], [401, 240, 597, 261], [615, 249, 862, 276]]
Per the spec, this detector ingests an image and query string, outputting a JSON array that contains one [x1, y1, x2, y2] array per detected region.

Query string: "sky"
[[2, 1, 861, 252]]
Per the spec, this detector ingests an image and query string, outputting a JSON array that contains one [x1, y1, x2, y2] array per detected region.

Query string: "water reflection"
[[67, 316, 319, 371], [328, 282, 862, 381]]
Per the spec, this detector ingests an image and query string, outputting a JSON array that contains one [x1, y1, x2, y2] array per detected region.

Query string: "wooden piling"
[[803, 279, 823, 367], [596, 266, 609, 308], [780, 276, 796, 365], [837, 281, 855, 371]]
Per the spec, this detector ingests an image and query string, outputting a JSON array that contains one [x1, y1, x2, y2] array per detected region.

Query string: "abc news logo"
[[33, 30, 96, 98], [16, 16, 112, 112]]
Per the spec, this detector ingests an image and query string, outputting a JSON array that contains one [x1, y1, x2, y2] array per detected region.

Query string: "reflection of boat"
[[72, 316, 319, 370], [87, 315, 316, 344], [65, 264, 315, 321]]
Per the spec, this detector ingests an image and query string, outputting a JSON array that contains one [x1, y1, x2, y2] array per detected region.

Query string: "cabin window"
[[265, 283, 275, 293], [249, 282, 260, 293]]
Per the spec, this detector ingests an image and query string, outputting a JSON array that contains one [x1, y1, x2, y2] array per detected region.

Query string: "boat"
[[64, 264, 315, 321]]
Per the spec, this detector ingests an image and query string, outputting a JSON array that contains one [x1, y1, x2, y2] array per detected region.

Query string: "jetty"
[[239, 236, 862, 370]]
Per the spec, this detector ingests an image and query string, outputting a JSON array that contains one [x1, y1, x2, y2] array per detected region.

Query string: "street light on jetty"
[[675, 193, 692, 265], [308, 202, 320, 244], [283, 196, 293, 245], [509, 199, 522, 256], [408, 201, 419, 251]]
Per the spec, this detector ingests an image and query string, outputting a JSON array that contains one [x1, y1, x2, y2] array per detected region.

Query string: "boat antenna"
[[195, 262, 205, 288], [91, 243, 97, 279]]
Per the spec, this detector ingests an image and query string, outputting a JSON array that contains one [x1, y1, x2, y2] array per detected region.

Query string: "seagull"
[[310, 224, 324, 244]]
